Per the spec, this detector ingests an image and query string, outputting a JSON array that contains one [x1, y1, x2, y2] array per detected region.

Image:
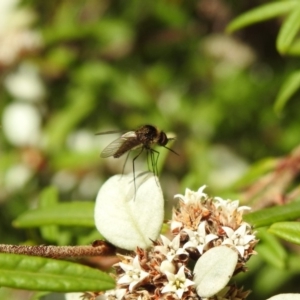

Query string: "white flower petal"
[[64, 293, 83, 300], [160, 260, 176, 274], [94, 172, 164, 250], [162, 266, 194, 298], [222, 226, 235, 238], [117, 256, 149, 292]]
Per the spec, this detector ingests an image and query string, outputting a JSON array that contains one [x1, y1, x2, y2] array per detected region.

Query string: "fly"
[[96, 124, 178, 193]]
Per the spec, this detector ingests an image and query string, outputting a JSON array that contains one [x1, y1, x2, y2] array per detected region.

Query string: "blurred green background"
[[1, 0, 300, 299]]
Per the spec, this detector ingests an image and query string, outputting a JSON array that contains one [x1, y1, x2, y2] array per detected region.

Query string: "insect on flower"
[[96, 124, 178, 189]]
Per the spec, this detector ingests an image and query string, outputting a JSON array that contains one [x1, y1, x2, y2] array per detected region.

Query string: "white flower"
[[214, 197, 251, 214], [160, 260, 176, 274], [64, 293, 83, 300], [183, 221, 218, 254], [4, 63, 45, 102], [222, 224, 256, 256], [171, 220, 183, 232], [155, 234, 188, 262], [99, 289, 126, 300], [118, 256, 149, 292], [162, 266, 194, 298], [174, 185, 208, 204]]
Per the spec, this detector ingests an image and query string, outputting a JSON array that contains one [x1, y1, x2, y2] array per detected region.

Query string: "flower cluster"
[[96, 185, 257, 300]]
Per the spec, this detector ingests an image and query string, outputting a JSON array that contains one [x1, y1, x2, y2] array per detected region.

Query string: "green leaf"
[[269, 222, 300, 245], [227, 1, 298, 33], [277, 4, 300, 54], [194, 246, 238, 298], [39, 187, 60, 243], [95, 172, 164, 250], [0, 253, 114, 292], [244, 200, 300, 228], [285, 38, 300, 55], [256, 228, 287, 269], [274, 70, 300, 113], [13, 202, 94, 228], [267, 294, 300, 300]]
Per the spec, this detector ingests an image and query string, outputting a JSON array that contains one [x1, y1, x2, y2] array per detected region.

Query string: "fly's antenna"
[[163, 145, 179, 156], [164, 135, 179, 155]]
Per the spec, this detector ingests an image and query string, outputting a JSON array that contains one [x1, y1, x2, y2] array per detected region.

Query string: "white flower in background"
[[184, 221, 218, 254], [4, 163, 33, 191], [2, 102, 42, 147], [118, 256, 149, 292], [174, 185, 208, 204], [155, 234, 188, 262], [0, 0, 42, 67], [161, 266, 194, 298], [222, 224, 256, 256], [4, 63, 45, 102]]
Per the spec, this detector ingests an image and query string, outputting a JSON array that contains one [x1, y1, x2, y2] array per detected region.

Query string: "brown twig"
[[0, 241, 116, 259]]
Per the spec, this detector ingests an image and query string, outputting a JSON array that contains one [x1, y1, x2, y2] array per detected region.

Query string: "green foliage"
[[274, 70, 300, 113], [244, 201, 300, 228], [14, 202, 94, 228], [269, 222, 300, 245], [227, 0, 300, 113], [0, 253, 114, 292]]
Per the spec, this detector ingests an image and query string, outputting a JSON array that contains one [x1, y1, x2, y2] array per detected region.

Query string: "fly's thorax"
[[136, 125, 159, 145]]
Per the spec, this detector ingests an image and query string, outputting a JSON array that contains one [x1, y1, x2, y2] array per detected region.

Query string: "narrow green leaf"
[[244, 200, 300, 228], [0, 253, 115, 292], [13, 202, 94, 228], [277, 4, 300, 53], [39, 187, 60, 243], [285, 38, 300, 55], [269, 222, 300, 245], [227, 1, 298, 33], [274, 70, 300, 113], [256, 228, 287, 269]]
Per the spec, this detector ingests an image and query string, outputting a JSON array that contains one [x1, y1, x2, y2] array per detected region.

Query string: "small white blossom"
[[222, 224, 256, 256], [171, 220, 183, 232], [160, 260, 176, 274], [118, 256, 149, 292], [183, 221, 218, 254], [161, 266, 194, 298], [155, 234, 188, 262], [99, 289, 126, 300], [64, 293, 83, 300], [214, 197, 251, 213], [174, 185, 208, 204]]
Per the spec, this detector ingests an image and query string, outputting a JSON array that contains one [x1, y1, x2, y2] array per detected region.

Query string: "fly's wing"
[[95, 130, 126, 135], [100, 131, 141, 158]]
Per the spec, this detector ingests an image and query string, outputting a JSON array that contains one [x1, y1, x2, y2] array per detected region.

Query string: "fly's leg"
[[120, 151, 131, 180], [132, 147, 145, 200], [149, 148, 160, 187]]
